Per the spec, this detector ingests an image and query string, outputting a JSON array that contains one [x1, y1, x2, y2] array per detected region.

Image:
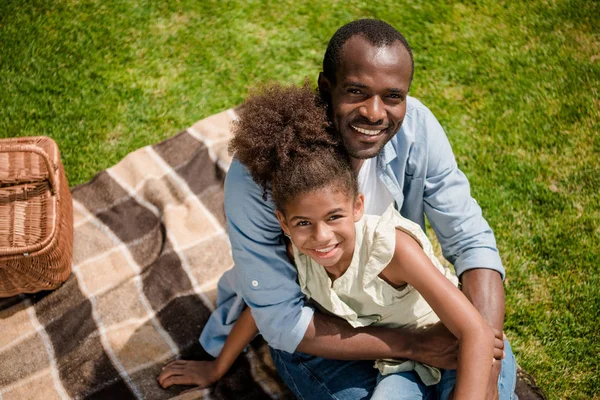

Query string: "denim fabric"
[[271, 340, 517, 400], [201, 96, 506, 356], [499, 340, 518, 400], [269, 349, 376, 400], [372, 370, 436, 400]]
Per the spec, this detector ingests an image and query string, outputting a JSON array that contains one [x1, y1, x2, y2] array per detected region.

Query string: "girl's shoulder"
[[361, 205, 427, 251], [360, 205, 458, 287]]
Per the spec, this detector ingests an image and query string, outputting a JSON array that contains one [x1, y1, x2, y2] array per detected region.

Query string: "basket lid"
[[0, 138, 59, 256], [0, 182, 57, 256], [0, 137, 57, 184]]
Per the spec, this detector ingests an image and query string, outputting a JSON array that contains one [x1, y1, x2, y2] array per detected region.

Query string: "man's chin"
[[341, 130, 393, 159], [347, 149, 380, 160], [345, 141, 387, 160]]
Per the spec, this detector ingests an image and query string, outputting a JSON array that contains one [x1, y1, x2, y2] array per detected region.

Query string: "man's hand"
[[408, 322, 458, 369], [493, 328, 506, 362], [407, 322, 504, 370]]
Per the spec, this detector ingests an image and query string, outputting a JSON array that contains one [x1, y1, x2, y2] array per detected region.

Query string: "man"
[[201, 19, 517, 399]]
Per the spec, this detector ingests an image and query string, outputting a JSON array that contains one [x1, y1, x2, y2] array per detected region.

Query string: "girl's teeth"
[[315, 245, 335, 253], [352, 125, 382, 136]]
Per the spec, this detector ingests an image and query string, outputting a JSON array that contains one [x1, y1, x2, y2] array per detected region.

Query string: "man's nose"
[[359, 96, 386, 123]]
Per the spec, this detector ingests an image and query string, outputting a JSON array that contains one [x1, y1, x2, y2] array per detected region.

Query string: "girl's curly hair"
[[229, 82, 358, 211]]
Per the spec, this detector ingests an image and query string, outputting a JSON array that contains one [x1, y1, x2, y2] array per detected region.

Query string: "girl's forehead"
[[285, 186, 354, 214]]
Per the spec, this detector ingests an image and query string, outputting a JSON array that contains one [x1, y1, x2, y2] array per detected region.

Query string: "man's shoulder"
[[381, 96, 448, 166], [225, 158, 253, 195], [225, 159, 268, 208], [405, 95, 435, 119], [386, 96, 438, 147], [224, 158, 281, 233], [406, 95, 425, 109]]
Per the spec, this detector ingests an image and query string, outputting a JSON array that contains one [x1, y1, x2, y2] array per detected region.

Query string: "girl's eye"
[[296, 221, 310, 227]]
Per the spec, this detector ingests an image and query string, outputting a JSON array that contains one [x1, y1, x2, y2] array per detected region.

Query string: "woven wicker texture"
[[0, 136, 73, 297]]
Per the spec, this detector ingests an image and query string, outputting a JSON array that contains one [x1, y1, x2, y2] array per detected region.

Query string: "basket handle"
[[0, 144, 58, 195]]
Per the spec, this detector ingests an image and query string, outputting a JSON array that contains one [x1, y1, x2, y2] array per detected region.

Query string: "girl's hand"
[[157, 359, 223, 390]]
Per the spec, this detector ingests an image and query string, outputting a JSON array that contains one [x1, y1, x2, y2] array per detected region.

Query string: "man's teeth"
[[352, 125, 383, 136], [314, 245, 336, 253]]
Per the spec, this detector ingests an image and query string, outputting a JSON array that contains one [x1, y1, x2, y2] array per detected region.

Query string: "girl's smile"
[[307, 242, 341, 261]]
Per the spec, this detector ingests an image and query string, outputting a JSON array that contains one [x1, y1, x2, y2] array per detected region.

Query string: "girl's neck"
[[322, 243, 355, 284], [324, 264, 348, 283]]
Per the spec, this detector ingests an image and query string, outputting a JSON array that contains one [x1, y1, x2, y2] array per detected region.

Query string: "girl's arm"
[[383, 230, 495, 400], [158, 307, 257, 390], [213, 306, 258, 376]]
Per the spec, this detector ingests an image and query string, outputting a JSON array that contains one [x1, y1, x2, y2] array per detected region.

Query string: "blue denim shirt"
[[200, 96, 504, 356]]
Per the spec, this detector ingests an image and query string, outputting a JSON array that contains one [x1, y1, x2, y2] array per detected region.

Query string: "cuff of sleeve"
[[454, 247, 505, 280], [275, 305, 315, 354]]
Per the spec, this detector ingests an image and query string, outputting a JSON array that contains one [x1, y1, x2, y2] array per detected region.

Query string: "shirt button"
[[251, 280, 259, 287]]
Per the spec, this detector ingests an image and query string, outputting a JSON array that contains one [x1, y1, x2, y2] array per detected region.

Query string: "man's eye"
[[388, 93, 404, 100], [348, 89, 362, 95], [329, 215, 343, 221]]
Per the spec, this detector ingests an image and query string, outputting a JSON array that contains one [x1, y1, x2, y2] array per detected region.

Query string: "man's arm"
[[416, 106, 505, 316], [224, 159, 313, 353], [461, 269, 505, 333], [297, 312, 459, 369], [417, 106, 506, 395]]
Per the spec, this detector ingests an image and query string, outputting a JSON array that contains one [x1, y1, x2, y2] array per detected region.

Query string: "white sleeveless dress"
[[292, 205, 459, 385]]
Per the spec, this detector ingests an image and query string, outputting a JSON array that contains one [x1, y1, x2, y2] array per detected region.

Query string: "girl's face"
[[276, 186, 364, 270]]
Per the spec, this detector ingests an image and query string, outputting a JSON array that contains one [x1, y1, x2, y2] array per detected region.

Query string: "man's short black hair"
[[322, 19, 414, 84]]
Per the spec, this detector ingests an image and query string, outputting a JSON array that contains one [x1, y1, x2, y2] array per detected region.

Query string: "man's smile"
[[351, 125, 388, 136]]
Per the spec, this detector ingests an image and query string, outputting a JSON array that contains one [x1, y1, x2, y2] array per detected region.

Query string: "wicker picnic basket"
[[0, 136, 73, 297]]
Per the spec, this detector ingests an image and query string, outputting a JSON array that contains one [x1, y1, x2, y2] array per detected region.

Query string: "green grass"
[[1, 0, 598, 398]]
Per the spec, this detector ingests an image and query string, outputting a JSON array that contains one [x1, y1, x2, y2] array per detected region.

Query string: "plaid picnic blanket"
[[0, 109, 292, 400]]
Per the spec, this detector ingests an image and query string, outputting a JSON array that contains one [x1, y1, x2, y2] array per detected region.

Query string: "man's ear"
[[276, 210, 291, 237], [354, 193, 365, 222], [318, 72, 331, 96]]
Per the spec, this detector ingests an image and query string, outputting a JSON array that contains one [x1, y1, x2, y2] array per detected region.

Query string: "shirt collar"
[[377, 138, 398, 168]]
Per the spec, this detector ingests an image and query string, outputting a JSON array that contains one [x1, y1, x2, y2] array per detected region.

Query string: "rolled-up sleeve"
[[419, 110, 505, 279], [223, 159, 314, 352]]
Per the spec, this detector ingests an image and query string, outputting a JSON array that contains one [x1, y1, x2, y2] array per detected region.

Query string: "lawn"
[[1, 0, 598, 398]]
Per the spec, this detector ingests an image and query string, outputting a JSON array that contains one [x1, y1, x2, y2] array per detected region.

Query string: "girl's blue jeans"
[[270, 340, 517, 400]]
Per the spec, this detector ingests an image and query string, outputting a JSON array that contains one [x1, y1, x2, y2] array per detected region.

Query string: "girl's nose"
[[312, 222, 333, 242]]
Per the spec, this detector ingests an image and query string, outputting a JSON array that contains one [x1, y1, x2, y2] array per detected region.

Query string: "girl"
[[158, 84, 496, 399]]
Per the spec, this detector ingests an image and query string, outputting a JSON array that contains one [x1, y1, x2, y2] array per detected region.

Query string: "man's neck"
[[350, 158, 364, 174]]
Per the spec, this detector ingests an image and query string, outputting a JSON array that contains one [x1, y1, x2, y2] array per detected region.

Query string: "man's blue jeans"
[[270, 340, 517, 400]]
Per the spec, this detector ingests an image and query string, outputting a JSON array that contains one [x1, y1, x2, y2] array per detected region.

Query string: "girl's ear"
[[276, 210, 291, 237], [354, 193, 365, 222]]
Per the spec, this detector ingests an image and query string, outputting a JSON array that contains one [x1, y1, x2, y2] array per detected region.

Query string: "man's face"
[[320, 36, 413, 160]]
